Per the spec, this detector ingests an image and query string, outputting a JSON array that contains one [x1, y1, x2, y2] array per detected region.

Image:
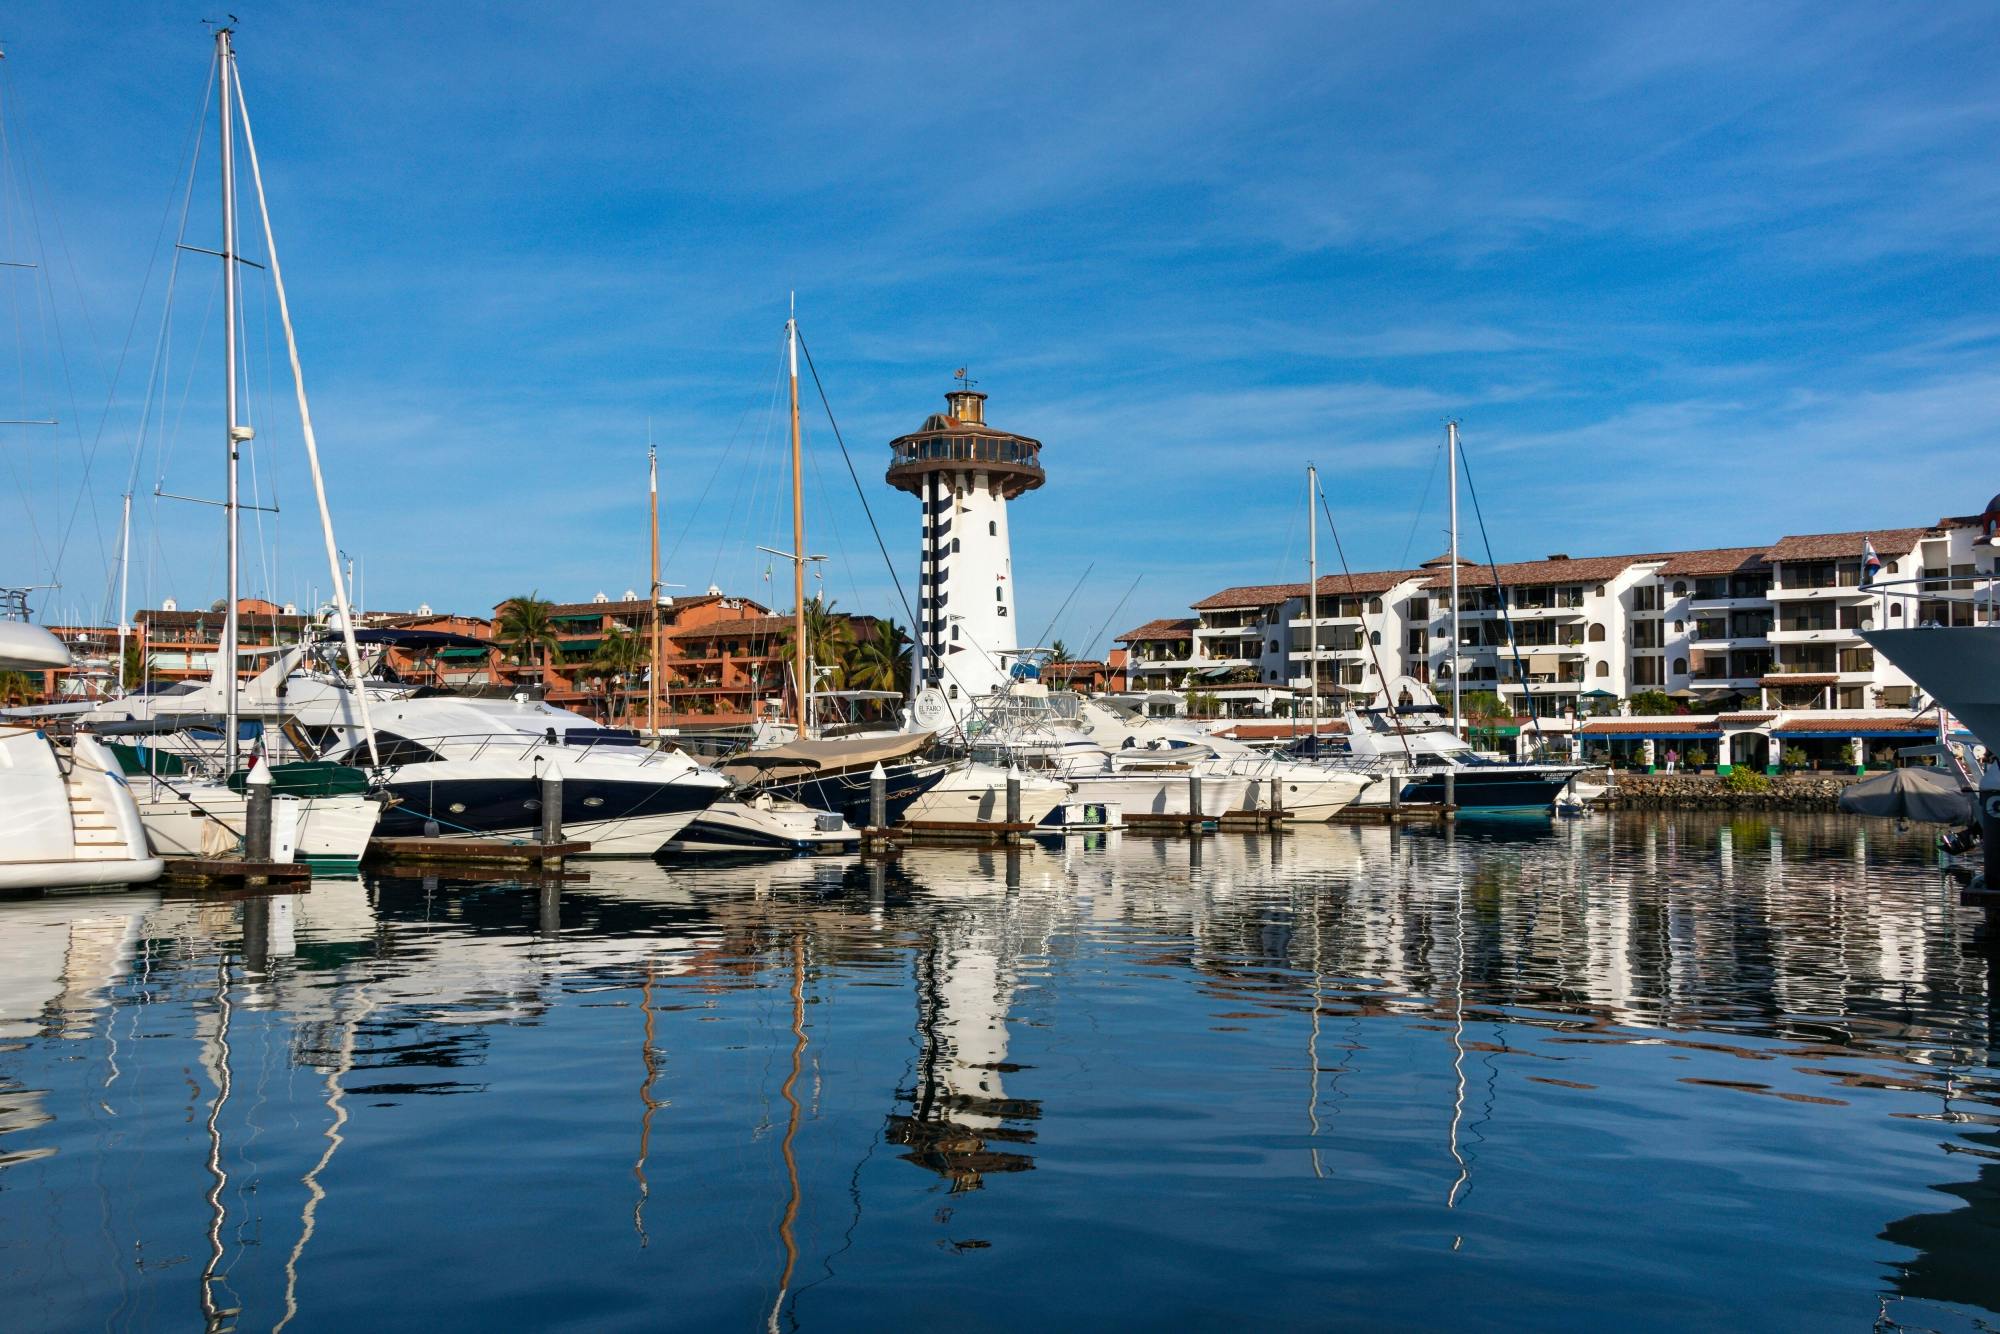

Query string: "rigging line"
[[1030, 561, 1093, 656], [1315, 477, 1415, 766], [794, 332, 919, 637], [1079, 572, 1142, 664], [1398, 438, 1445, 570], [1457, 438, 1545, 744]]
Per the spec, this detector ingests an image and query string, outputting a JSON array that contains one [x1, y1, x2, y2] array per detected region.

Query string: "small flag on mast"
[[648, 445, 657, 494], [1861, 538, 1882, 587]]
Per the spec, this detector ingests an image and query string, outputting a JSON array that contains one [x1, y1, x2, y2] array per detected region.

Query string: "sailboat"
[[95, 28, 384, 865], [679, 303, 944, 847], [1315, 424, 1584, 812]]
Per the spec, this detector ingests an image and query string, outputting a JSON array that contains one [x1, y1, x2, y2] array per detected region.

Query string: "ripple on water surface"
[[0, 812, 1995, 1331]]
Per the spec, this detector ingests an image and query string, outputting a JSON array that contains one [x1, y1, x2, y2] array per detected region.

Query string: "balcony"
[[1689, 595, 1771, 611], [1767, 583, 1872, 603], [1690, 634, 1771, 650], [1290, 645, 1366, 662], [1767, 625, 1865, 644], [1506, 604, 1588, 621], [1289, 613, 1364, 630], [1689, 675, 1761, 691]]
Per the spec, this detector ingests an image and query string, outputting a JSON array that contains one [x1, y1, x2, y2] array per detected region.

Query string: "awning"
[[721, 731, 936, 784], [435, 646, 489, 660]]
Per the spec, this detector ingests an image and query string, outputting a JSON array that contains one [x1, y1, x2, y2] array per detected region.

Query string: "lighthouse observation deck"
[[886, 389, 1044, 500]]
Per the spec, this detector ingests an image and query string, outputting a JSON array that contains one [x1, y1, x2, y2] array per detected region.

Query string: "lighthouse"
[[887, 376, 1045, 705]]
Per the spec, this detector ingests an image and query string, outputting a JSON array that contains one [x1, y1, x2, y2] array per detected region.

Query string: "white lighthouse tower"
[[887, 375, 1045, 708]]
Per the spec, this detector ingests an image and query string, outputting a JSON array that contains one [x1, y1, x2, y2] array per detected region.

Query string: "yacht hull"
[[1392, 767, 1577, 811], [134, 787, 379, 863], [1865, 627, 2000, 749], [661, 799, 860, 857], [377, 773, 725, 856], [756, 762, 950, 829], [902, 764, 1068, 825]]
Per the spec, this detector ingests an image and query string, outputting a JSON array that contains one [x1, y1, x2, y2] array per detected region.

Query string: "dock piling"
[[1006, 770, 1022, 826], [1188, 774, 1203, 822], [870, 762, 888, 832], [244, 762, 273, 862], [539, 767, 564, 845]]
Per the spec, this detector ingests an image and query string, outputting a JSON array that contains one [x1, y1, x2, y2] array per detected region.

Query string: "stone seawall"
[[1596, 772, 1864, 811]]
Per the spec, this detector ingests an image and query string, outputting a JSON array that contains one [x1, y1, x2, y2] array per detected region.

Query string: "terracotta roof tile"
[[1760, 673, 1837, 686], [1190, 583, 1302, 611], [1656, 547, 1771, 578], [1115, 617, 1198, 642], [1773, 714, 1933, 734], [1764, 528, 1930, 562], [1579, 718, 1722, 735], [1420, 553, 1661, 591]]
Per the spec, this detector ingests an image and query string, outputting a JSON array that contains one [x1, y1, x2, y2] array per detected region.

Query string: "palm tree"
[[847, 620, 911, 701], [780, 596, 855, 696], [1462, 689, 1509, 736], [0, 670, 40, 707], [590, 627, 647, 722], [496, 593, 561, 683], [1046, 638, 1074, 665]]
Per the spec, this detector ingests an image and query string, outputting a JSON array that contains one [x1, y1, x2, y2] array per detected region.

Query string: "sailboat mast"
[[788, 302, 808, 733], [648, 434, 661, 739], [1447, 420, 1461, 736], [1307, 463, 1319, 739], [218, 25, 242, 774], [115, 491, 132, 694]]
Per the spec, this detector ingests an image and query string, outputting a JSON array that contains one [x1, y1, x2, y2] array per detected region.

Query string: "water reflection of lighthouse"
[[887, 856, 1042, 1189]]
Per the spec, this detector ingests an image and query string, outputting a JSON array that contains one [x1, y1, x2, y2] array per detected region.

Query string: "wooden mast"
[[788, 299, 808, 733]]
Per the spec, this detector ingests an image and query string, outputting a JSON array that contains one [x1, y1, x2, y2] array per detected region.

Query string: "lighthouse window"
[[951, 624, 960, 641], [952, 538, 960, 553], [988, 520, 997, 536], [996, 587, 1003, 602]]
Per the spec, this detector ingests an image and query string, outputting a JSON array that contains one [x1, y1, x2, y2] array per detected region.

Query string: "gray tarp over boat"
[[721, 732, 935, 784], [1837, 766, 1975, 824]]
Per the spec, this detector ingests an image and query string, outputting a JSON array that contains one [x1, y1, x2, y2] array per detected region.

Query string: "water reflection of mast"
[[1445, 866, 1469, 1246], [277, 983, 373, 1334], [768, 934, 808, 1334], [199, 959, 238, 1331], [633, 954, 666, 1247]]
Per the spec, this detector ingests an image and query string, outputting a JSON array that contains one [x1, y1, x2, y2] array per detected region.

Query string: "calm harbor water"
[[2, 814, 1996, 1331]]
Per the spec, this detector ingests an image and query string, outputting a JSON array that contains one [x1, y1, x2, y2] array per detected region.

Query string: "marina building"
[[1118, 509, 1991, 722]]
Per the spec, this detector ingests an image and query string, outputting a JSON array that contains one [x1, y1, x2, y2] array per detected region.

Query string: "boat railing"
[[359, 729, 689, 769], [1866, 571, 2000, 625]]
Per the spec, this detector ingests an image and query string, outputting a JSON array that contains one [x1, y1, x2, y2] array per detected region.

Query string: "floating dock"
[[363, 837, 591, 870], [161, 857, 313, 888]]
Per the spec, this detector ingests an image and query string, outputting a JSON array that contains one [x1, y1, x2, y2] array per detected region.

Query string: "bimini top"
[[722, 731, 935, 784]]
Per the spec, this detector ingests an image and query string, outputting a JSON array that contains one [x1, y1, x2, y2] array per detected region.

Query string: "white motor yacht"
[[662, 793, 860, 857], [0, 616, 162, 893], [902, 760, 1071, 825], [1077, 697, 1374, 821]]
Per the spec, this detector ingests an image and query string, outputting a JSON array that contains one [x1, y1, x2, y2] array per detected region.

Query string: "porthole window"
[[583, 796, 605, 808]]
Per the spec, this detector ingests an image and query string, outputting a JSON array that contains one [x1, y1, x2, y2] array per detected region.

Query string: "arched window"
[[1891, 604, 1903, 618], [1369, 597, 1384, 614], [1370, 630, 1382, 645], [1672, 581, 1686, 596], [1588, 623, 1606, 643], [1673, 620, 1684, 633], [988, 520, 997, 536], [995, 587, 1003, 602], [1673, 657, 1687, 675], [1595, 661, 1610, 678]]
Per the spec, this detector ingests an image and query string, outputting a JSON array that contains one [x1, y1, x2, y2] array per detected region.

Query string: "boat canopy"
[[722, 732, 934, 783], [1837, 766, 1974, 824]]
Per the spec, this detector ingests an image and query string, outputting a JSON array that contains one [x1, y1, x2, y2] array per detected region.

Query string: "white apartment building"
[[1117, 509, 1993, 720]]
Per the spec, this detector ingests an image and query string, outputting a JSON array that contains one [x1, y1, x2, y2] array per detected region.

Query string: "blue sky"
[[3, 2, 1997, 654]]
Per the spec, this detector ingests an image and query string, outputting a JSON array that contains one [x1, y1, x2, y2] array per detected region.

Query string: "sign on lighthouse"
[[886, 374, 1045, 710]]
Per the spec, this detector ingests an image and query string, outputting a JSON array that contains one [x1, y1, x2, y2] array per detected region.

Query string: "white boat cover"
[[722, 732, 935, 783]]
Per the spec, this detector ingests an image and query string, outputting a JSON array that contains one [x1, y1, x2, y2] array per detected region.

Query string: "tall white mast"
[[115, 490, 132, 694], [218, 25, 243, 773], [648, 429, 660, 739], [1307, 462, 1318, 736], [788, 298, 809, 736], [1447, 420, 1461, 735]]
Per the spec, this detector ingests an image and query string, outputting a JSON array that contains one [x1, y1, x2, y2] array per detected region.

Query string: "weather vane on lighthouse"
[[953, 367, 978, 391]]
